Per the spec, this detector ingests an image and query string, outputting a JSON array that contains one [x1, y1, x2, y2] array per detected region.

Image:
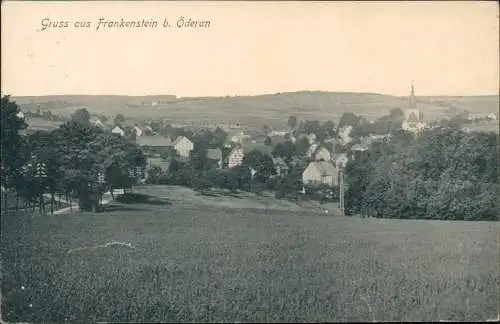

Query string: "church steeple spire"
[[409, 81, 416, 109]]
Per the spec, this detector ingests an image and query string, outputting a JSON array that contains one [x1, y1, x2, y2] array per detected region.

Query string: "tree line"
[[344, 126, 499, 221], [1, 96, 146, 214]]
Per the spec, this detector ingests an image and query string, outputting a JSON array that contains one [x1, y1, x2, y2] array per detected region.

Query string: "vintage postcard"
[[1, 1, 499, 322]]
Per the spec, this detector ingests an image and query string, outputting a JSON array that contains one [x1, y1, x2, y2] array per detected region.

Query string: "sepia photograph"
[[1, 1, 499, 322]]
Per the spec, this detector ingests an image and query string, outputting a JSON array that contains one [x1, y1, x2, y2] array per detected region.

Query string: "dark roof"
[[206, 148, 223, 160], [136, 135, 174, 147]]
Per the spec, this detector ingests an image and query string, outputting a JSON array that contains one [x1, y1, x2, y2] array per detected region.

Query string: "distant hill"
[[11, 91, 499, 130]]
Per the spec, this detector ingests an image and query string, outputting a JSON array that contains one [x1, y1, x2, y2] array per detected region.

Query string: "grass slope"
[[1, 186, 498, 322], [12, 92, 499, 129]]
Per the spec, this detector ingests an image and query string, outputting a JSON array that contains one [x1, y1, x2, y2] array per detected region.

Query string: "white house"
[[487, 112, 498, 120], [227, 147, 244, 168], [133, 126, 143, 137], [173, 136, 194, 159], [111, 126, 125, 136], [302, 161, 339, 188], [16, 111, 25, 120]]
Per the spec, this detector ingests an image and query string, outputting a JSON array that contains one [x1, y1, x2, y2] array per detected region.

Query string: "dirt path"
[[52, 192, 115, 215]]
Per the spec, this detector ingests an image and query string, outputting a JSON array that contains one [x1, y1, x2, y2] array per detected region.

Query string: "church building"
[[402, 83, 427, 134]]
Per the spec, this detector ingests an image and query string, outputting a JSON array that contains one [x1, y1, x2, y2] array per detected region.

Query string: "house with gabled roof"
[[133, 125, 143, 137], [111, 126, 125, 136], [173, 136, 194, 159], [136, 135, 175, 157], [487, 112, 498, 120], [302, 161, 339, 188]]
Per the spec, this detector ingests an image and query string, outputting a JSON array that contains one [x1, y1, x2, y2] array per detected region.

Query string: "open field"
[[420, 95, 500, 114], [12, 92, 499, 130], [1, 185, 498, 322], [24, 117, 63, 132], [464, 121, 500, 134]]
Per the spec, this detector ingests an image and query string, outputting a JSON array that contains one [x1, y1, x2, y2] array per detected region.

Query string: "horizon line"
[[5, 90, 500, 99]]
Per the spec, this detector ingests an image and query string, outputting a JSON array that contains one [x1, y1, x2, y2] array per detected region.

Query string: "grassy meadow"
[[24, 117, 63, 132], [1, 185, 498, 322]]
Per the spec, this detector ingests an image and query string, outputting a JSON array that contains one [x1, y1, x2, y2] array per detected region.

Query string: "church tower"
[[409, 82, 416, 110], [404, 81, 421, 122]]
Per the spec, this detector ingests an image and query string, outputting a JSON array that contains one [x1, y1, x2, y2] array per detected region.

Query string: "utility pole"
[[339, 167, 345, 216]]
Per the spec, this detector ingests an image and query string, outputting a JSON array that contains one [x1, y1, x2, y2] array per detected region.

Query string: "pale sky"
[[1, 1, 499, 97]]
